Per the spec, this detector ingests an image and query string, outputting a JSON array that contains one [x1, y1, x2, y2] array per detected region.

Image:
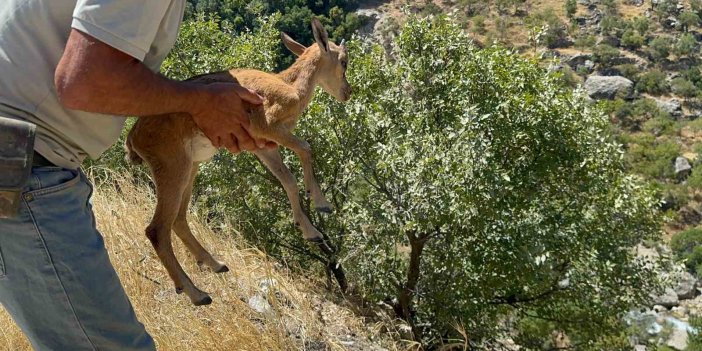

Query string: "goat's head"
[[281, 17, 352, 102]]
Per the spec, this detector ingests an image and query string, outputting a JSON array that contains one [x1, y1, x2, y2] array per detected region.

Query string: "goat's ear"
[[281, 32, 306, 57], [311, 17, 329, 53]]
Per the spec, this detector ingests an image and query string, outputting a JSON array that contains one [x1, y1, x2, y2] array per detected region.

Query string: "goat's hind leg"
[[147, 159, 212, 306], [173, 163, 229, 273]]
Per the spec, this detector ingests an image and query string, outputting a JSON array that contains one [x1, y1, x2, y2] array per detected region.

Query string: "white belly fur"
[[190, 131, 218, 162]]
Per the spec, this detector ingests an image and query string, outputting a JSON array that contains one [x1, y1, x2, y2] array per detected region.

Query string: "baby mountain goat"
[[125, 18, 351, 306]]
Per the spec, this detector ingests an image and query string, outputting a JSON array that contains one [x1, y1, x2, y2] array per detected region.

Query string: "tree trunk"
[[397, 233, 428, 341]]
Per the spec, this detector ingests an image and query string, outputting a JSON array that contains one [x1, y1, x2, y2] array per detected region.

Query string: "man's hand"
[[189, 83, 270, 153]]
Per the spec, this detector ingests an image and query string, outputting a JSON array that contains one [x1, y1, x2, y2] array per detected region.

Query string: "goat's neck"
[[279, 52, 322, 112]]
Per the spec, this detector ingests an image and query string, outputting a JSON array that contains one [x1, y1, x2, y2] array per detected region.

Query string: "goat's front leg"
[[271, 131, 333, 213], [254, 148, 324, 240], [254, 147, 348, 291]]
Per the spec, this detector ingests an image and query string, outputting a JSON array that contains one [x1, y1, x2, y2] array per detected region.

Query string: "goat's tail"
[[124, 134, 143, 165]]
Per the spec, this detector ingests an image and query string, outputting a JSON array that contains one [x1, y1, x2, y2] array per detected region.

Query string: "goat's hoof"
[[315, 205, 333, 214], [175, 287, 184, 295], [194, 295, 213, 306], [215, 264, 230, 273]]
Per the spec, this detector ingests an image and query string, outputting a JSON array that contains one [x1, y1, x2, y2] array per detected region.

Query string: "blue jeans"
[[0, 167, 155, 351]]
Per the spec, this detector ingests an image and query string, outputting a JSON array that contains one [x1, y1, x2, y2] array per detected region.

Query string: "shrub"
[[574, 34, 597, 50], [674, 33, 699, 58], [621, 29, 645, 49], [670, 228, 702, 277], [642, 116, 677, 136], [624, 134, 680, 180], [593, 44, 621, 67], [671, 77, 700, 100], [630, 16, 652, 36], [649, 37, 671, 62], [636, 69, 670, 95], [565, 0, 577, 19], [679, 11, 701, 32], [471, 15, 487, 34], [617, 64, 641, 82], [604, 98, 669, 132], [525, 8, 568, 48], [600, 15, 623, 36], [687, 165, 702, 189], [682, 67, 702, 90]]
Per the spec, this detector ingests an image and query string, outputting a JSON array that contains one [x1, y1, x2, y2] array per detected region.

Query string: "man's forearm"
[[55, 29, 203, 117]]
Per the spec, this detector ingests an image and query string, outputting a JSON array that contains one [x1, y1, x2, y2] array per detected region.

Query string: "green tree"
[[621, 29, 645, 49], [674, 33, 699, 58], [693, 0, 702, 16], [672, 78, 700, 101], [654, 0, 679, 24], [333, 15, 661, 346], [679, 11, 701, 32], [601, 0, 619, 15], [636, 69, 670, 94], [649, 36, 671, 62], [593, 43, 621, 67], [565, 0, 577, 19], [631, 16, 651, 36], [670, 228, 702, 277], [472, 15, 487, 34]]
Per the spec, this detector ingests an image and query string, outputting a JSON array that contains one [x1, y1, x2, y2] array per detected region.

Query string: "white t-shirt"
[[0, 0, 185, 169]]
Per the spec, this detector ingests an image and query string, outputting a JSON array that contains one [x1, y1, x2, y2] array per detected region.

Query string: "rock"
[[653, 287, 680, 308], [495, 337, 521, 351], [653, 305, 668, 313], [596, 67, 624, 76], [634, 345, 646, 351], [672, 305, 688, 318], [540, 50, 561, 59], [675, 156, 692, 180], [247, 294, 272, 313], [564, 53, 594, 69], [355, 9, 381, 36], [584, 75, 634, 100], [609, 56, 637, 66], [547, 37, 574, 49], [627, 0, 644, 6], [653, 98, 683, 118], [675, 271, 698, 300], [666, 328, 689, 350], [663, 16, 679, 29], [597, 36, 621, 48], [663, 58, 696, 71], [678, 206, 702, 226]]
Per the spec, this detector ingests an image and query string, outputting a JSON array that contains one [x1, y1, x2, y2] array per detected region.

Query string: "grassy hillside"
[[0, 175, 395, 351]]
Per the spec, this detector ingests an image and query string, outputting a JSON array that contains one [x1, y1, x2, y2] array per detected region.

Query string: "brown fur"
[[125, 19, 351, 305]]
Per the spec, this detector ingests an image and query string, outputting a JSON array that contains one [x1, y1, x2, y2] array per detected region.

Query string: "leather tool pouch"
[[0, 116, 36, 218]]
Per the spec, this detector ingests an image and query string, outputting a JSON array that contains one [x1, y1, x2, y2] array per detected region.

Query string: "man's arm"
[[55, 29, 265, 153]]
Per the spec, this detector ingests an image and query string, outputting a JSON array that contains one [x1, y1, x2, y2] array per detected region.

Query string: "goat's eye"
[[341, 60, 347, 69]]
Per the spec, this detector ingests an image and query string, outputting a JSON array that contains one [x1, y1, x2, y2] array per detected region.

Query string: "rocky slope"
[[357, 0, 702, 349]]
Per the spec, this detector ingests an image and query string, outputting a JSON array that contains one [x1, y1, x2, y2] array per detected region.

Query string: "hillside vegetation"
[[0, 175, 394, 351], [5, 1, 700, 349], [66, 12, 668, 349]]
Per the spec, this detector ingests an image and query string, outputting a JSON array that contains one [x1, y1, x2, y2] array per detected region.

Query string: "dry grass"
[[0, 173, 393, 351]]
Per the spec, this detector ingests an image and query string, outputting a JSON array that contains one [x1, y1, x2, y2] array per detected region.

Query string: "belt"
[[32, 151, 56, 167]]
